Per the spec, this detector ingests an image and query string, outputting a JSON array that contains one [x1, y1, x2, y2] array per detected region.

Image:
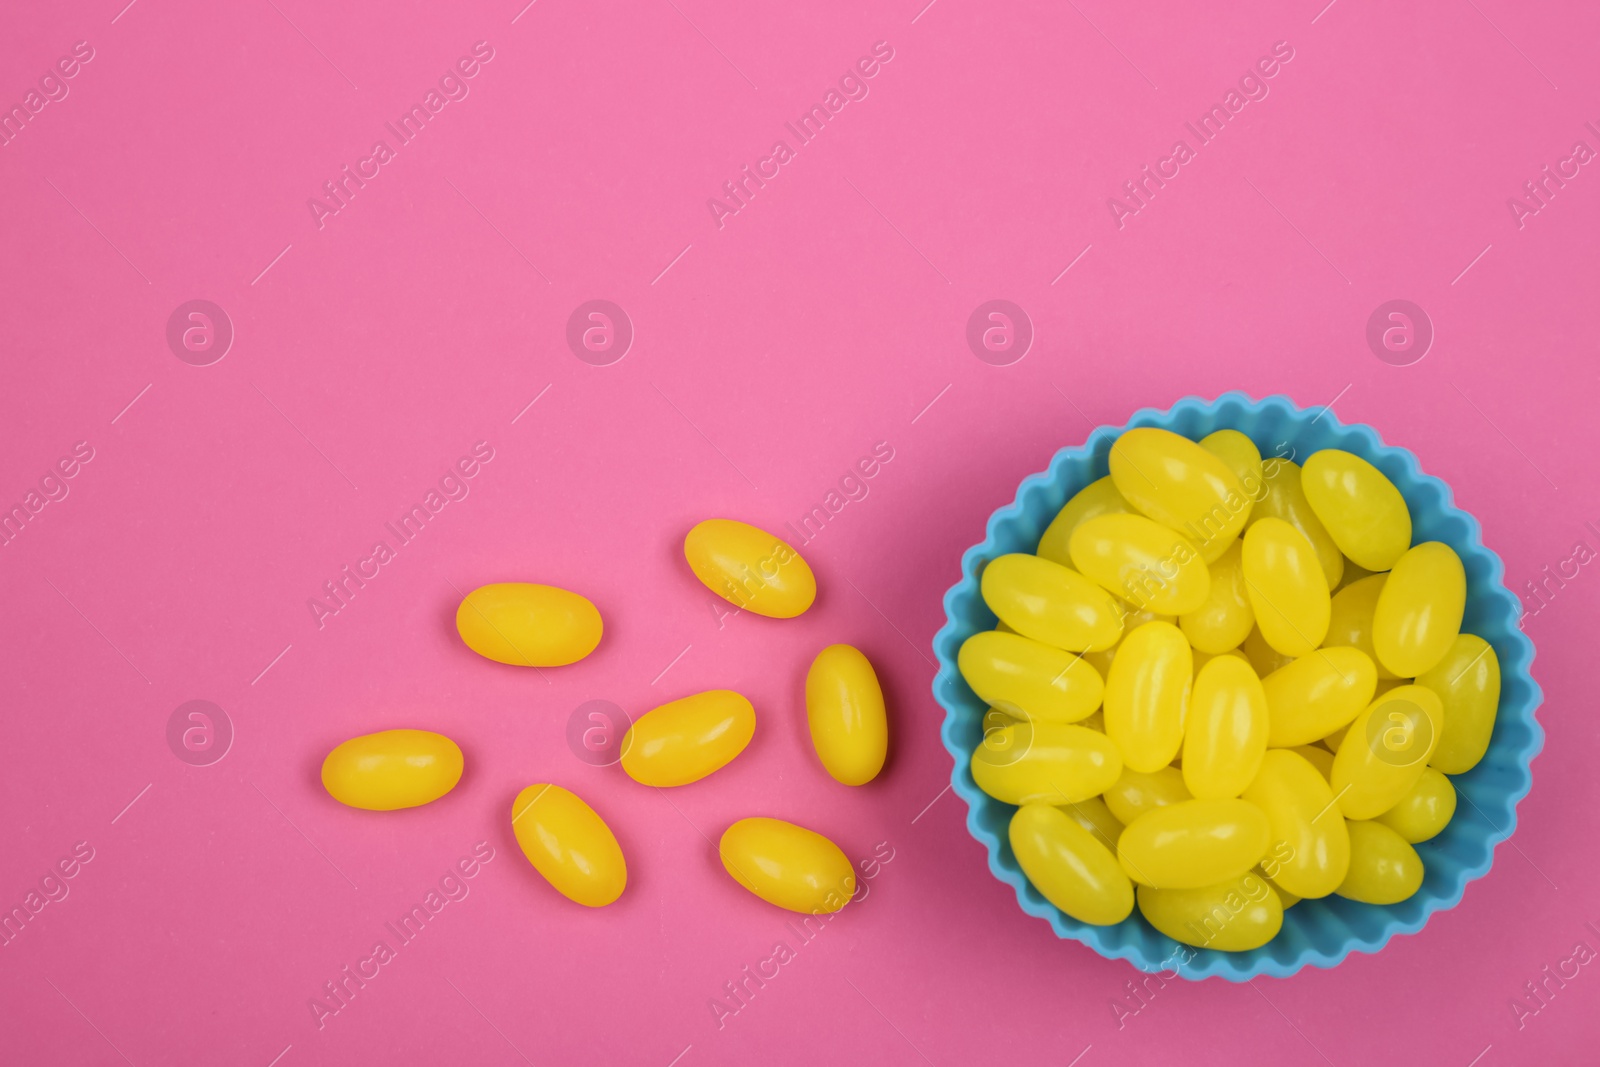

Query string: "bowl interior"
[[932, 392, 1543, 980]]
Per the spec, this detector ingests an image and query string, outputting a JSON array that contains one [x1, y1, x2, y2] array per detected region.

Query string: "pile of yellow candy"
[[964, 427, 1501, 951], [319, 519, 888, 914]]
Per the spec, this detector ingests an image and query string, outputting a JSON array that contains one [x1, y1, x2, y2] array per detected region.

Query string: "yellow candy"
[[1375, 767, 1457, 843], [1261, 647, 1378, 746], [1136, 870, 1283, 951], [1011, 804, 1135, 925], [1104, 622, 1192, 773], [1103, 765, 1191, 824], [1256, 867, 1301, 909], [1182, 655, 1268, 800], [1241, 750, 1350, 898], [970, 722, 1122, 804], [957, 631, 1104, 723], [684, 519, 816, 619], [1036, 476, 1134, 568], [1117, 798, 1270, 888], [511, 784, 627, 907], [1336, 820, 1423, 904], [719, 817, 855, 914], [1301, 450, 1412, 571], [1326, 574, 1400, 679], [321, 729, 464, 810], [1241, 518, 1331, 657], [1418, 634, 1500, 774], [980, 553, 1122, 651], [1061, 796, 1125, 851], [1191, 647, 1249, 678], [1289, 744, 1335, 781], [803, 645, 888, 785], [1069, 513, 1211, 615], [1240, 625, 1293, 677], [455, 583, 602, 666], [1199, 430, 1265, 499], [1109, 427, 1251, 562], [620, 690, 755, 787], [1373, 542, 1466, 676], [1252, 458, 1344, 589], [1179, 541, 1255, 654], [1330, 684, 1444, 819]]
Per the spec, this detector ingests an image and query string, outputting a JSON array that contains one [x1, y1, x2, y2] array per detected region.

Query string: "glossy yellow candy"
[[804, 645, 887, 785], [1241, 750, 1349, 898], [980, 553, 1122, 651], [1061, 796, 1124, 851], [1199, 430, 1265, 500], [719, 817, 855, 914], [321, 729, 464, 810], [1137, 870, 1283, 951], [1326, 574, 1400, 679], [1375, 767, 1456, 843], [1240, 625, 1294, 677], [1241, 518, 1331, 657], [1179, 541, 1255, 654], [684, 519, 816, 619], [957, 631, 1104, 723], [455, 583, 602, 666], [1418, 634, 1500, 774], [1103, 765, 1190, 824], [511, 784, 627, 907], [1117, 798, 1270, 888], [1336, 821, 1423, 904], [1182, 656, 1268, 800], [1069, 514, 1211, 615], [1010, 804, 1134, 925], [1109, 428, 1251, 562], [1036, 476, 1134, 568], [1330, 684, 1444, 819], [1260, 647, 1378, 747], [1104, 622, 1192, 773], [620, 690, 755, 787], [1373, 542, 1466, 676], [970, 723, 1122, 804], [1252, 458, 1344, 589], [1301, 450, 1412, 571], [1290, 744, 1335, 781]]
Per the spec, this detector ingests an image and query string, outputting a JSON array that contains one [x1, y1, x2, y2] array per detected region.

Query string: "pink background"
[[2, 0, 1597, 1064]]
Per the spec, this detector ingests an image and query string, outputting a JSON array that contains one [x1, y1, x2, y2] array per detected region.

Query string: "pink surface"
[[2, 1, 1597, 1064]]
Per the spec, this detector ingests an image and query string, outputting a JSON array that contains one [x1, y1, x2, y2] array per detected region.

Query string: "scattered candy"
[[684, 518, 816, 619], [719, 817, 855, 914], [805, 644, 889, 786], [512, 784, 627, 907], [321, 729, 463, 811], [620, 690, 756, 787], [455, 582, 602, 666]]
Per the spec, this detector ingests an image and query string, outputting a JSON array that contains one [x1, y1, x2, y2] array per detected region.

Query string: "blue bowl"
[[932, 392, 1544, 980]]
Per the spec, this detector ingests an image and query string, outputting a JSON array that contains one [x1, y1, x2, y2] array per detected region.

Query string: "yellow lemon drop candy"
[[1069, 513, 1211, 615], [1330, 684, 1444, 819], [1036, 476, 1134, 568], [1117, 798, 1270, 888], [1336, 820, 1424, 904], [1182, 655, 1269, 800], [1137, 870, 1283, 951], [1372, 542, 1466, 677], [1374, 767, 1457, 843], [684, 519, 816, 619], [719, 817, 855, 914], [1241, 518, 1331, 657], [620, 690, 755, 787], [321, 729, 464, 810], [957, 631, 1104, 723], [511, 784, 627, 907], [1010, 804, 1134, 925], [1179, 541, 1255, 654], [971, 722, 1122, 805], [1251, 458, 1344, 589], [1109, 427, 1251, 562], [1241, 749, 1350, 898], [805, 644, 888, 785], [1103, 622, 1192, 773], [1301, 450, 1412, 571], [980, 553, 1123, 651], [455, 583, 602, 666], [1260, 647, 1378, 747], [1326, 574, 1400, 679], [1418, 634, 1500, 774], [1103, 765, 1191, 824]]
